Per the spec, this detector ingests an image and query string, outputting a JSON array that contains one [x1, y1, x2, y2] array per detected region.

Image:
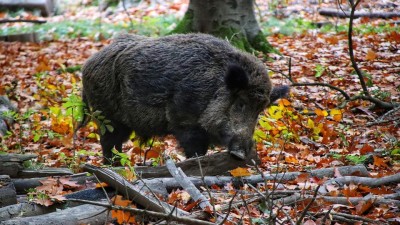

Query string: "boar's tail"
[[74, 90, 91, 134]]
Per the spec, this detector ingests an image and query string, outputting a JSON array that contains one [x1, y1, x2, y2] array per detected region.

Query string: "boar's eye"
[[236, 100, 246, 112]]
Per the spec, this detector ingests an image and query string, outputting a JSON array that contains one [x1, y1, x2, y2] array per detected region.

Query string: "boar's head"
[[200, 63, 289, 160]]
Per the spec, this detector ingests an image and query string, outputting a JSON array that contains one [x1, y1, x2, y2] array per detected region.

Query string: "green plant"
[[314, 64, 326, 78], [90, 110, 113, 135], [345, 154, 368, 164], [3, 109, 35, 152]]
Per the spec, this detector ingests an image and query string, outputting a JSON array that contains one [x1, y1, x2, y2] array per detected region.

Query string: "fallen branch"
[[0, 203, 58, 221], [324, 173, 400, 188], [166, 159, 212, 210], [0, 204, 108, 225], [0, 19, 46, 24], [134, 150, 260, 178], [319, 8, 400, 19], [322, 195, 400, 207], [367, 104, 400, 126], [0, 175, 17, 208], [67, 199, 214, 225], [139, 165, 369, 193], [82, 164, 188, 216]]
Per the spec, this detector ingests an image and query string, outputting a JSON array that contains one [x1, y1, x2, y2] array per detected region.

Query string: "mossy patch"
[[249, 31, 280, 54], [169, 9, 194, 34]]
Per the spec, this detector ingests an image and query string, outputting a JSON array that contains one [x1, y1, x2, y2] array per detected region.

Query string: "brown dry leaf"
[[355, 198, 374, 215], [359, 144, 374, 154], [34, 198, 54, 207], [343, 183, 361, 197], [295, 173, 309, 183]]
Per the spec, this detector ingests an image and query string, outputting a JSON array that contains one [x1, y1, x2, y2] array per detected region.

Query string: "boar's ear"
[[270, 85, 290, 103], [225, 64, 249, 91]]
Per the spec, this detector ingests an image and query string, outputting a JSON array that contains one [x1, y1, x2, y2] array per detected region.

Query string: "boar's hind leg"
[[100, 123, 132, 164], [174, 128, 209, 158]]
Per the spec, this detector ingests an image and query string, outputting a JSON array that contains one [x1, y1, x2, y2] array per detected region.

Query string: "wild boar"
[[81, 33, 289, 163]]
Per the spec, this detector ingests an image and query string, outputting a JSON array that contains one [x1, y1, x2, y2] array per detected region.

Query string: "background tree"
[[172, 0, 275, 53]]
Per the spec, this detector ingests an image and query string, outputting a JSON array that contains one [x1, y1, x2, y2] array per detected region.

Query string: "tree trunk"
[[172, 0, 275, 53]]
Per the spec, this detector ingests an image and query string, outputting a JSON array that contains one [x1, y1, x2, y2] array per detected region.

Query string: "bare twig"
[[218, 191, 238, 225], [165, 159, 212, 209], [295, 185, 321, 225]]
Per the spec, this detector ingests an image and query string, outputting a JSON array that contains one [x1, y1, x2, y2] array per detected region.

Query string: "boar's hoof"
[[230, 150, 246, 160]]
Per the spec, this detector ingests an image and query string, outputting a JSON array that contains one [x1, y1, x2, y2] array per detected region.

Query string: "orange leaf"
[[96, 182, 109, 188], [285, 155, 299, 164], [230, 167, 251, 177], [366, 49, 377, 61], [325, 36, 338, 45], [111, 195, 136, 224], [279, 98, 291, 106], [183, 200, 199, 211], [315, 108, 328, 117], [373, 156, 388, 168]]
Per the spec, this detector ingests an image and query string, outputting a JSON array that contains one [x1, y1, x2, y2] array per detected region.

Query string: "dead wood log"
[[17, 168, 73, 178], [322, 195, 400, 207], [82, 164, 189, 216], [139, 165, 369, 192], [0, 175, 17, 208], [0, 0, 56, 17], [319, 8, 400, 19], [324, 173, 400, 188], [0, 204, 108, 225], [0, 154, 36, 177], [67, 199, 214, 225], [0, 203, 57, 221], [0, 33, 40, 43], [0, 19, 46, 24], [134, 150, 260, 178]]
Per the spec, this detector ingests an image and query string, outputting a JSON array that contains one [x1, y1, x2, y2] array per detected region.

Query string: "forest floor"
[[0, 0, 399, 224]]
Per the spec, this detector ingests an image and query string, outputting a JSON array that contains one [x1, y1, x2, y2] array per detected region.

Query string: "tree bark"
[[172, 0, 275, 53]]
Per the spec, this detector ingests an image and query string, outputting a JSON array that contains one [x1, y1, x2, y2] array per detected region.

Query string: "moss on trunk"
[[171, 14, 276, 54]]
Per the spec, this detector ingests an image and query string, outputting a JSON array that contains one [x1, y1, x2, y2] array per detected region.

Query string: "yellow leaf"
[[268, 106, 283, 120], [259, 118, 272, 130], [307, 118, 315, 129], [314, 123, 323, 135], [330, 109, 342, 122], [230, 167, 251, 177], [47, 84, 57, 90]]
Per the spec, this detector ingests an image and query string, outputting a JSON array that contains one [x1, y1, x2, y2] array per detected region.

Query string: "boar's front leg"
[[100, 122, 132, 164], [174, 127, 209, 158]]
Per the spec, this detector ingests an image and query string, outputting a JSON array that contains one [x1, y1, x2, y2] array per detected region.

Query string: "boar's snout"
[[228, 134, 254, 160]]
